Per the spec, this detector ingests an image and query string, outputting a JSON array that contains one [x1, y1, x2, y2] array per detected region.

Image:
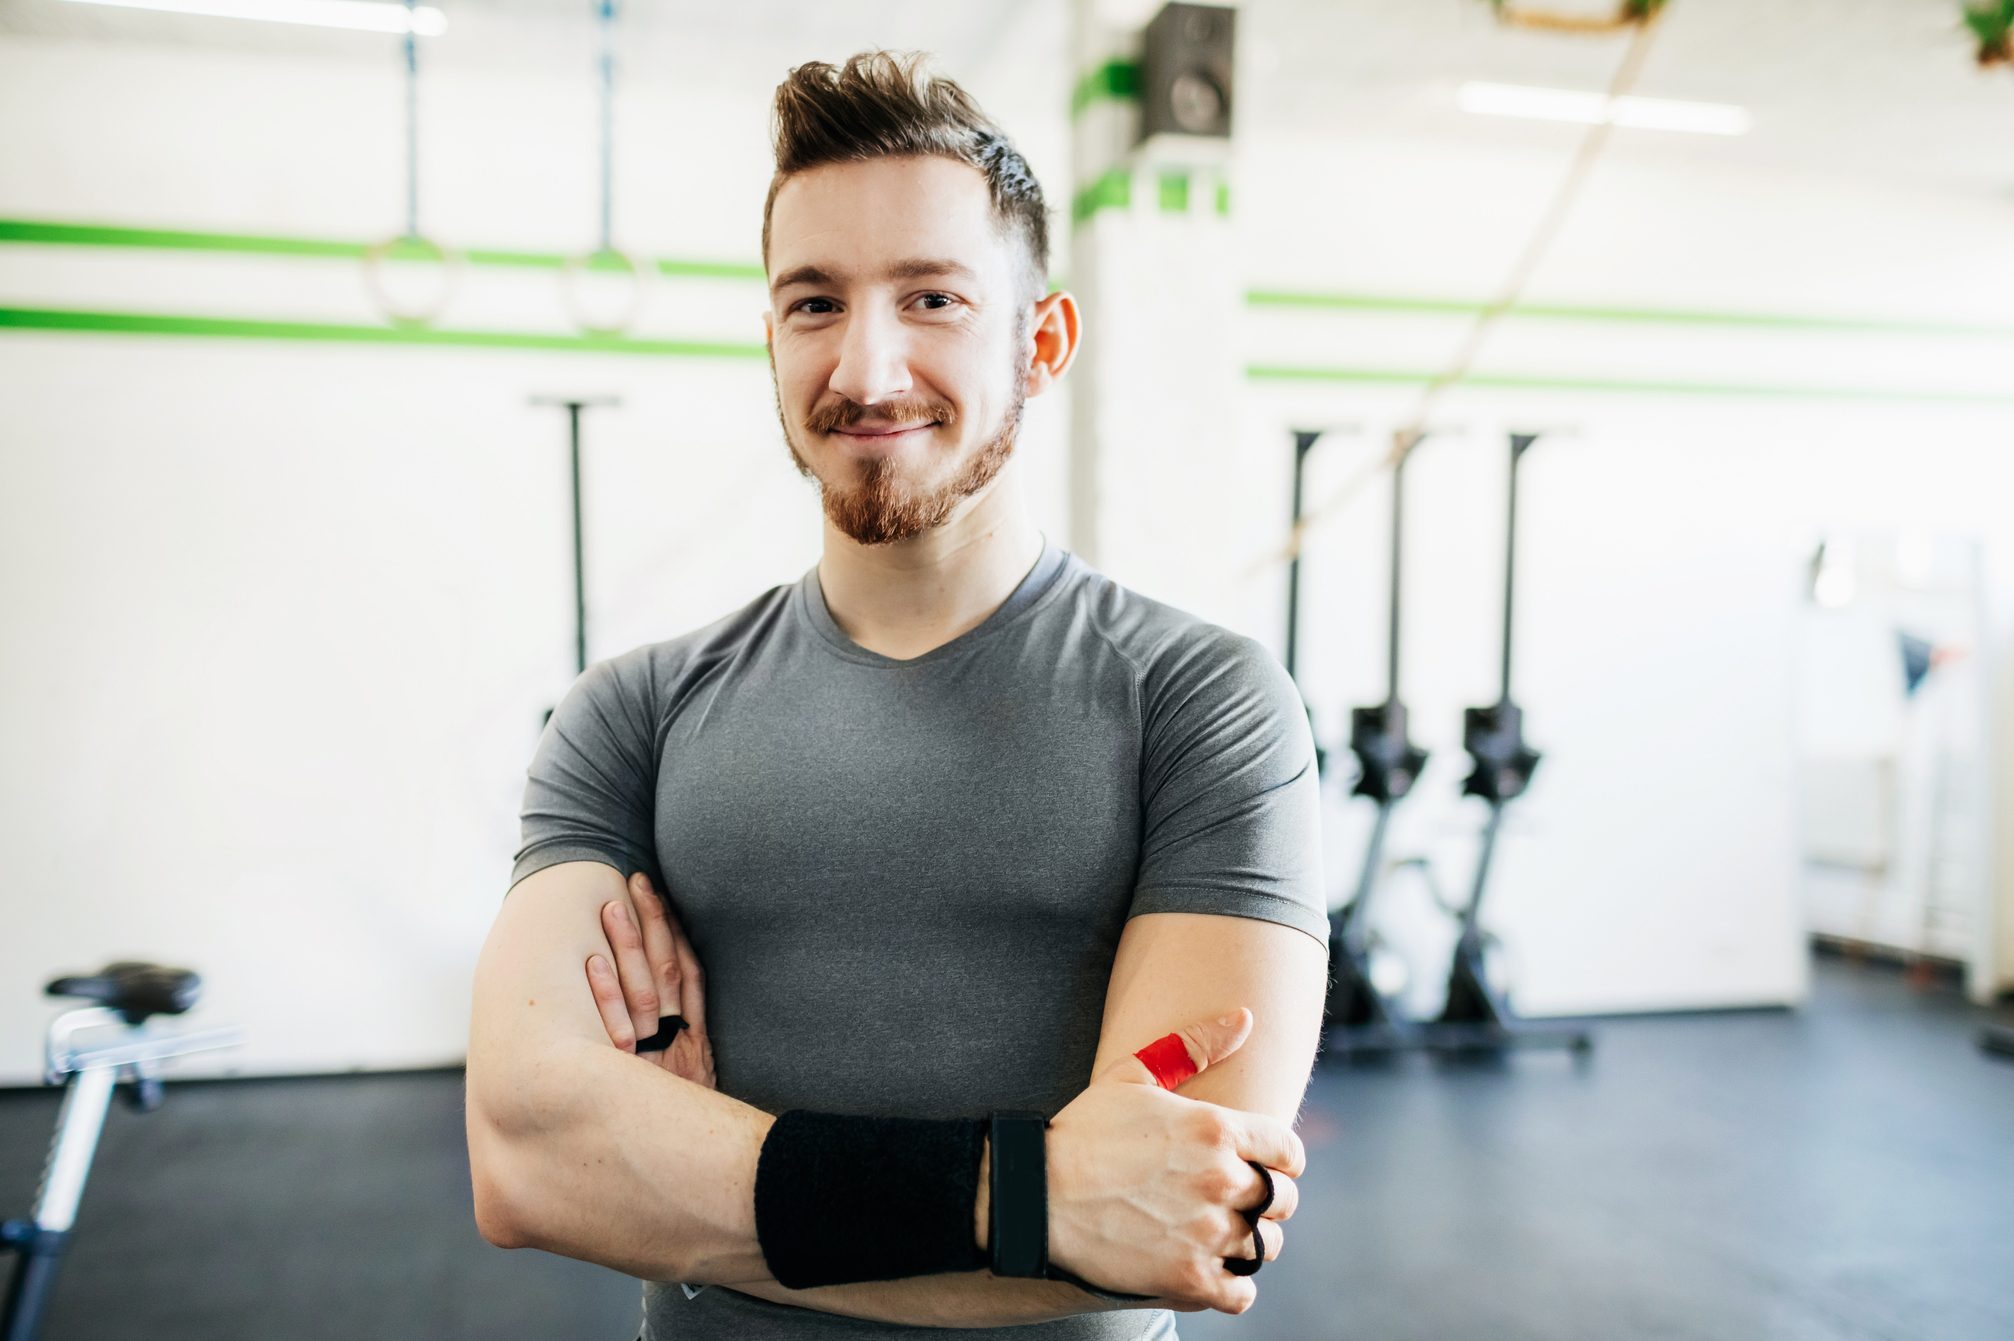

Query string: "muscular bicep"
[[469, 860, 641, 1121], [1089, 912, 1328, 1127]]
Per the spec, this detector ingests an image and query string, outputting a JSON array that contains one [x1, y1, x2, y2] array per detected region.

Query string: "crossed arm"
[[466, 859, 1329, 1329]]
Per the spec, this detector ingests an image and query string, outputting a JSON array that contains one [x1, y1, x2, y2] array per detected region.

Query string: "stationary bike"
[[2, 963, 242, 1341]]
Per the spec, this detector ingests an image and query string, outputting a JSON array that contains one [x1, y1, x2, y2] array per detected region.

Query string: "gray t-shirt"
[[509, 536, 1327, 1341]]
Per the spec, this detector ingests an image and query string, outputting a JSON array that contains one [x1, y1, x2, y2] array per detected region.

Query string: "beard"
[[774, 351, 1027, 547]]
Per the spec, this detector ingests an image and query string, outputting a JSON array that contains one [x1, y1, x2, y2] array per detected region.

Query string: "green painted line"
[[1215, 181, 1232, 218], [1070, 59, 1140, 119], [0, 306, 768, 359], [1244, 289, 2014, 341], [1071, 169, 1132, 226], [4, 305, 2002, 404], [8, 217, 2005, 342], [1157, 172, 1190, 214], [1, 219, 366, 259], [0, 219, 766, 282], [1245, 363, 2014, 407]]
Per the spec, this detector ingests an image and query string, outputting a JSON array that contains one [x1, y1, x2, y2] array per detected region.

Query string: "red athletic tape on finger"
[[1135, 1033, 1198, 1090]]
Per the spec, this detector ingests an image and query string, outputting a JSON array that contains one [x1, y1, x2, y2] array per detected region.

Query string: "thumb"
[[1104, 1007, 1252, 1090]]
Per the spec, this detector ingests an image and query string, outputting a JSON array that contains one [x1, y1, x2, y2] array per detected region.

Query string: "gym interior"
[[3, 1, 2012, 1338]]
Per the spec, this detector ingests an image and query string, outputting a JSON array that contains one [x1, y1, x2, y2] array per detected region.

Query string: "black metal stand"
[[1313, 431, 1431, 1058], [1285, 429, 1329, 778], [1316, 432, 1592, 1060], [532, 395, 620, 726], [1419, 433, 1590, 1057]]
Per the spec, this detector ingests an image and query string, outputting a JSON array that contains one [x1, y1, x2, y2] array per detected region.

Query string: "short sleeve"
[[1128, 629, 1329, 949], [507, 654, 665, 897]]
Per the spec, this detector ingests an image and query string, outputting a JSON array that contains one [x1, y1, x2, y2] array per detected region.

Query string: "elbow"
[[472, 1171, 530, 1250], [468, 1110, 537, 1249], [465, 1060, 576, 1252]]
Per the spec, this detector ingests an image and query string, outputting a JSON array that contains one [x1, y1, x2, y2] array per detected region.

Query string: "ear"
[[1022, 289, 1081, 398], [760, 309, 775, 349]]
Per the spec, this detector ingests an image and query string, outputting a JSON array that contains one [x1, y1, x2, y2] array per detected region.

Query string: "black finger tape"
[[637, 1014, 686, 1052]]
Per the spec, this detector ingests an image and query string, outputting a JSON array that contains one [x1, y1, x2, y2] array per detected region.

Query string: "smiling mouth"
[[832, 422, 939, 438]]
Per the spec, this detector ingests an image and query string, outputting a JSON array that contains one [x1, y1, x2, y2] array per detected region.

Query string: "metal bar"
[[29, 1068, 115, 1234], [1284, 429, 1322, 679], [569, 402, 587, 676], [1502, 433, 1539, 701], [1462, 803, 1505, 938]]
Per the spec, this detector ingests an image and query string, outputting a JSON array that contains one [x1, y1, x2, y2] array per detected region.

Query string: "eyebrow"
[[769, 258, 980, 296]]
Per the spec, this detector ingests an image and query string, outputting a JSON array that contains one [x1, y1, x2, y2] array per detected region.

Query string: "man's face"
[[763, 155, 1032, 546]]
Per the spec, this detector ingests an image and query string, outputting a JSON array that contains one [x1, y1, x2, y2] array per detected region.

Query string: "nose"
[[827, 303, 913, 408]]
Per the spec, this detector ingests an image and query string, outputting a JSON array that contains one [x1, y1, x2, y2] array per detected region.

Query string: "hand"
[[1044, 1008, 1302, 1315], [585, 872, 716, 1091]]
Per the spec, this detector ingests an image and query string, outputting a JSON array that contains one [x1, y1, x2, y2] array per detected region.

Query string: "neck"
[[816, 468, 1045, 661]]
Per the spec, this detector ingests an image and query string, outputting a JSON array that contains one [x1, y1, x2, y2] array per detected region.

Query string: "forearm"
[[724, 1272, 1120, 1328], [468, 1035, 777, 1283]]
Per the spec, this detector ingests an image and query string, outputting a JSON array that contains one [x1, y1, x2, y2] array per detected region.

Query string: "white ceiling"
[[2, 0, 2008, 198]]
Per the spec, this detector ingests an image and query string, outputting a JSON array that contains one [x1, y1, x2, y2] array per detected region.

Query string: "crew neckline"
[[797, 533, 1071, 668]]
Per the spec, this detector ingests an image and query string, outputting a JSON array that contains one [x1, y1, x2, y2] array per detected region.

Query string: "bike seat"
[[45, 961, 201, 1023]]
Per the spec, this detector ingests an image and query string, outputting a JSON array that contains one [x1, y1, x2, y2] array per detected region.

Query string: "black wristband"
[[987, 1110, 1157, 1303], [988, 1111, 1047, 1278], [753, 1110, 988, 1289]]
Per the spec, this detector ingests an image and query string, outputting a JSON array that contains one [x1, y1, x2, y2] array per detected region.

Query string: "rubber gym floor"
[[2, 954, 2009, 1341]]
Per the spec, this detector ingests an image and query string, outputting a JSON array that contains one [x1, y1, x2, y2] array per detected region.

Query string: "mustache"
[[806, 397, 958, 434]]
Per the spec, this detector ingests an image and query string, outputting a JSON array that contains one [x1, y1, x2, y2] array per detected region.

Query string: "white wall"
[[0, 22, 1073, 1083], [3, 4, 2011, 1082], [1204, 126, 2014, 1014]]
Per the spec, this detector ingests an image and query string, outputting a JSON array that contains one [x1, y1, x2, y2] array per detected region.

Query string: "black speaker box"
[[1138, 3, 1237, 142]]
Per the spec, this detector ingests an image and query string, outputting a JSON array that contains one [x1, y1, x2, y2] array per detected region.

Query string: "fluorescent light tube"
[[1458, 81, 1750, 136], [62, 0, 446, 36]]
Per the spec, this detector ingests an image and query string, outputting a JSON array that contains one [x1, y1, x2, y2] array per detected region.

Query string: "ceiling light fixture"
[[1458, 80, 1751, 136], [60, 0, 446, 36]]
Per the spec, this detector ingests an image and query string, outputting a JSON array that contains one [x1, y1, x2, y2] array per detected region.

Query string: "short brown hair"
[[761, 51, 1051, 304]]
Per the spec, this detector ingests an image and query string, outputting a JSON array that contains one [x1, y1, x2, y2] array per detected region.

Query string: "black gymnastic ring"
[[637, 1014, 686, 1053]]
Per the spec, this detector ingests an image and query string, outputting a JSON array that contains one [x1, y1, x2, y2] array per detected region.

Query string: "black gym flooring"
[[3, 955, 2010, 1341]]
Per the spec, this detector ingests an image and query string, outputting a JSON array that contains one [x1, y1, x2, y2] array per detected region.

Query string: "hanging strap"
[[403, 0, 420, 239], [597, 0, 618, 253]]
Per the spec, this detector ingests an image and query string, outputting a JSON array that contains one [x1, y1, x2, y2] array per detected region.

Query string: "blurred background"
[[1, 0, 2011, 1337]]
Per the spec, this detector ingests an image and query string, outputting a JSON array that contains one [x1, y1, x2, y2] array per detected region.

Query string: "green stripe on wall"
[[0, 306, 768, 359], [0, 220, 766, 281], [1071, 170, 1132, 225], [1245, 289, 2014, 341], [1158, 172, 1190, 213], [1245, 363, 2014, 407], [3, 306, 2005, 404], [7, 218, 2009, 343], [1070, 59, 1140, 119]]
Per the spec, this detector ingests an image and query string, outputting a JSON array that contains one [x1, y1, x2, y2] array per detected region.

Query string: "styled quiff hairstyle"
[[761, 51, 1051, 305]]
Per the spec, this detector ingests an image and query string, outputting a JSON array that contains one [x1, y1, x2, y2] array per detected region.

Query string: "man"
[[466, 50, 1330, 1340]]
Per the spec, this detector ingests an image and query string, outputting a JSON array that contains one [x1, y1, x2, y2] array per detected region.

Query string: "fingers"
[[634, 874, 708, 1038], [627, 876, 683, 1037], [1122, 1008, 1252, 1092], [1254, 1168, 1299, 1223], [1216, 1272, 1259, 1315], [599, 897, 660, 1045], [1228, 1110, 1307, 1180], [585, 954, 636, 1052]]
